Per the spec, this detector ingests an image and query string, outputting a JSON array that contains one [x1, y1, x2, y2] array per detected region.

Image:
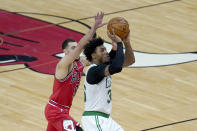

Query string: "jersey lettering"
[[106, 77, 111, 88], [71, 72, 80, 84], [107, 89, 112, 103], [49, 61, 84, 107], [84, 85, 86, 102], [73, 85, 79, 97], [106, 77, 112, 103]]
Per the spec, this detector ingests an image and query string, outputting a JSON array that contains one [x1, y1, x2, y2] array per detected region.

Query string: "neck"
[[92, 59, 101, 65]]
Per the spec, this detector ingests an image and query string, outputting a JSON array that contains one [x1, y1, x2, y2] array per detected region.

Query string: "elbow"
[[114, 66, 123, 73], [109, 65, 123, 74], [126, 57, 135, 66], [130, 57, 135, 65]]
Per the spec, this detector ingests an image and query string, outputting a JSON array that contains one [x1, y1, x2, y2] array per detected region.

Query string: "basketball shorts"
[[81, 111, 124, 131], [45, 103, 80, 131]]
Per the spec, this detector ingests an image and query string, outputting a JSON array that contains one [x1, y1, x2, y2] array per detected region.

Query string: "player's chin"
[[104, 57, 110, 63]]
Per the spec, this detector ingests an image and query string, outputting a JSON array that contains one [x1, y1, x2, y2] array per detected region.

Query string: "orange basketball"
[[107, 17, 130, 40]]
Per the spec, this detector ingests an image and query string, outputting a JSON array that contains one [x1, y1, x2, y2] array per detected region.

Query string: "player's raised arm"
[[80, 56, 91, 67], [62, 12, 106, 66], [122, 32, 135, 67], [103, 31, 124, 76], [108, 41, 117, 59], [55, 12, 106, 79]]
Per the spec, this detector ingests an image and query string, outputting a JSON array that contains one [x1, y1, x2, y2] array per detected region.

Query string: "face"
[[64, 42, 79, 60], [93, 45, 110, 64]]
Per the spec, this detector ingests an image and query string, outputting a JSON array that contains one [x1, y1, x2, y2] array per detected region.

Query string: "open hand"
[[94, 12, 107, 29]]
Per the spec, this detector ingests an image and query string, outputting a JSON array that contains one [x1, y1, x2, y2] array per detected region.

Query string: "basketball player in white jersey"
[[82, 31, 135, 131]]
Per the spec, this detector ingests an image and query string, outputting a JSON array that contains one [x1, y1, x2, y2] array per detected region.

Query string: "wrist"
[[111, 49, 117, 52], [93, 21, 100, 29], [123, 41, 131, 46], [124, 42, 131, 47], [117, 42, 123, 47], [91, 24, 97, 31], [123, 40, 130, 44]]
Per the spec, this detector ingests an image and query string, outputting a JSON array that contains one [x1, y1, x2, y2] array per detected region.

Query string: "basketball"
[[107, 17, 130, 39]]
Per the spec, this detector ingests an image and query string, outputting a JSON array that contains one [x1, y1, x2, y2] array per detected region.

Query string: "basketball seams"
[[108, 24, 129, 34], [110, 23, 128, 32], [107, 17, 130, 39]]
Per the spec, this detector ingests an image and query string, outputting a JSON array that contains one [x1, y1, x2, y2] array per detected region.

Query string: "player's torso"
[[84, 64, 112, 114], [50, 60, 84, 107]]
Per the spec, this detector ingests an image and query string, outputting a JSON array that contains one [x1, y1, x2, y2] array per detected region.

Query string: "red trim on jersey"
[[49, 60, 84, 108], [49, 100, 70, 109], [56, 60, 83, 82], [56, 67, 74, 82]]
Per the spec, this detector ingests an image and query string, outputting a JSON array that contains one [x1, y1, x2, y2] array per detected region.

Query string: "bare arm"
[[122, 33, 135, 67], [80, 56, 91, 67], [56, 12, 106, 79]]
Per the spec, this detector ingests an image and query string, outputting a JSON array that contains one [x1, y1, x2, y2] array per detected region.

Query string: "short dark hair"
[[83, 37, 104, 62], [62, 39, 76, 49]]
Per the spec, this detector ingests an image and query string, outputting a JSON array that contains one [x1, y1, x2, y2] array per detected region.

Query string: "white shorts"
[[81, 111, 124, 131]]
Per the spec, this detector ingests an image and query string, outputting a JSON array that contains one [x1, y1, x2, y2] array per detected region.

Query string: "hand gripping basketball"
[[107, 30, 122, 43]]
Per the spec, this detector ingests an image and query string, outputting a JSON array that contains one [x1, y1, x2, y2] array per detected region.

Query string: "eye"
[[71, 46, 76, 49], [101, 48, 105, 52]]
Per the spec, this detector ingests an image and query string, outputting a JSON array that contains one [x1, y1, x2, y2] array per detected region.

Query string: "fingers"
[[98, 11, 104, 18], [108, 29, 116, 39], [108, 32, 115, 39], [126, 31, 130, 38], [107, 29, 114, 37], [94, 11, 106, 29], [114, 35, 122, 42], [107, 30, 113, 37], [111, 28, 115, 35], [95, 11, 104, 19], [107, 30, 121, 43], [123, 32, 130, 42], [102, 22, 108, 26]]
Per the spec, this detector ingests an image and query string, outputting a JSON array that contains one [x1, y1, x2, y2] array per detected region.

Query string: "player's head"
[[62, 39, 79, 60], [84, 37, 110, 64]]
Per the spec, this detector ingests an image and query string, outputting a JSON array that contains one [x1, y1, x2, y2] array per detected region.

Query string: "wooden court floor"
[[0, 0, 197, 130]]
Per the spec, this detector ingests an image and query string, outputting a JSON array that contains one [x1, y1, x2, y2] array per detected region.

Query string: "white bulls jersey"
[[84, 64, 112, 114]]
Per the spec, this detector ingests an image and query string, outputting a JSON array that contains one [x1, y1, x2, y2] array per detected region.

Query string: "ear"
[[64, 49, 68, 54], [91, 53, 96, 60]]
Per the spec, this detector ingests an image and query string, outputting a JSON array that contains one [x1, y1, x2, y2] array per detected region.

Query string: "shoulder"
[[86, 64, 108, 83], [86, 64, 97, 74], [80, 56, 91, 67], [55, 61, 73, 80], [87, 64, 107, 73]]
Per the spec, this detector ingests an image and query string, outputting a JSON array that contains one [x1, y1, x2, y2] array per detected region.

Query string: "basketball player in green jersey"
[[82, 31, 135, 131]]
